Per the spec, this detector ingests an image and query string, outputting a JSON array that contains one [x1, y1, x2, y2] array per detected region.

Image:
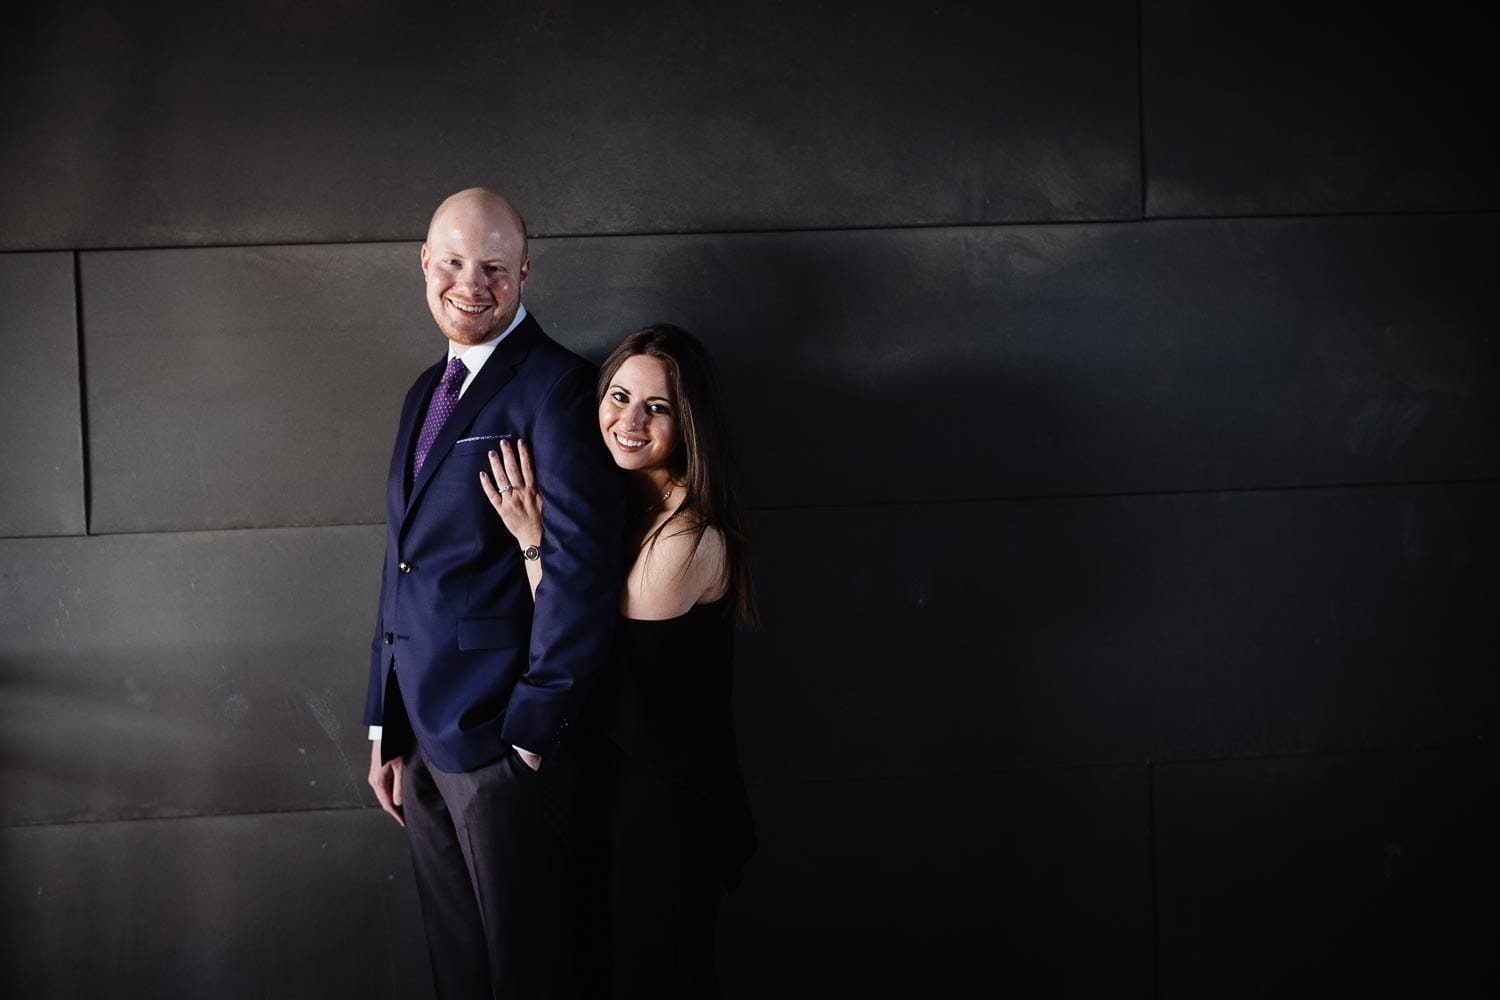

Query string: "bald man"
[[363, 188, 625, 998]]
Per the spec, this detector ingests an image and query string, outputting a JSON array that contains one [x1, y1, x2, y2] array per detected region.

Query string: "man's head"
[[421, 188, 531, 348]]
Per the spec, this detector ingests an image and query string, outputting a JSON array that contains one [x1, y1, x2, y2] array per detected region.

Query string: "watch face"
[[523, 545, 540, 561]]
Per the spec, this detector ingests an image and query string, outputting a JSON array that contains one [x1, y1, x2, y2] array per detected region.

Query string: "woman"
[[480, 324, 757, 998]]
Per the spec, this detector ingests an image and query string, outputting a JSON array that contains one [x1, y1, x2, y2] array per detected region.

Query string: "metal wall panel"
[[84, 215, 1498, 533], [1143, 2, 1498, 216], [0, 808, 433, 1000], [0, 526, 384, 826], [0, 0, 1138, 251], [735, 483, 1498, 782], [82, 244, 436, 534], [534, 215, 1497, 506], [0, 252, 85, 537], [1154, 747, 1500, 998], [719, 766, 1153, 996]]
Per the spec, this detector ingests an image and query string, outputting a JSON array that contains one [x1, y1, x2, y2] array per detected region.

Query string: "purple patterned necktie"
[[412, 356, 468, 476]]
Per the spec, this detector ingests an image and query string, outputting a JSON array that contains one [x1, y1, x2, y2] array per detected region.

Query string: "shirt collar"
[[448, 302, 528, 374]]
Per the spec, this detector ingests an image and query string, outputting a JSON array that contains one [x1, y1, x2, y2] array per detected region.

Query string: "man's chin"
[[438, 323, 499, 347], [436, 312, 516, 347]]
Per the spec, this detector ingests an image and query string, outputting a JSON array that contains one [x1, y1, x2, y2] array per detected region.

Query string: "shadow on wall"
[[533, 226, 1098, 510], [564, 232, 1114, 784]]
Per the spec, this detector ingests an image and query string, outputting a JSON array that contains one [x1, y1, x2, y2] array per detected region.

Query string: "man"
[[364, 188, 625, 999]]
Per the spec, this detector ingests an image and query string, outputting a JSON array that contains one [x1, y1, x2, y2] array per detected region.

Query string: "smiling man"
[[363, 188, 625, 999]]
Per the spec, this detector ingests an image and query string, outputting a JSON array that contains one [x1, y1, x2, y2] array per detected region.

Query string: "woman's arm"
[[480, 438, 545, 599]]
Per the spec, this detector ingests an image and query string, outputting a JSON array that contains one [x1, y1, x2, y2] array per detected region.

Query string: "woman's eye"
[[648, 404, 671, 416], [610, 391, 628, 403]]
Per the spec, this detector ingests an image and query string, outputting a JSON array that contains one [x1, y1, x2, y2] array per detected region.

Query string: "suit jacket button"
[[398, 561, 412, 574], [383, 632, 394, 645]]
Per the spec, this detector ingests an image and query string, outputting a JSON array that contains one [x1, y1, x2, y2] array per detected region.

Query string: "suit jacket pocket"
[[457, 616, 524, 651]]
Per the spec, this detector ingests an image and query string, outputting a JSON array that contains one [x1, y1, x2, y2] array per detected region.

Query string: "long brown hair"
[[597, 325, 758, 626]]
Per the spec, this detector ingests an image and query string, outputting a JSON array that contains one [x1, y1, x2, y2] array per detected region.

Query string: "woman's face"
[[598, 354, 679, 475]]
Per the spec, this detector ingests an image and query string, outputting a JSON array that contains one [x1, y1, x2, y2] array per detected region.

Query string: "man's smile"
[[446, 298, 491, 315]]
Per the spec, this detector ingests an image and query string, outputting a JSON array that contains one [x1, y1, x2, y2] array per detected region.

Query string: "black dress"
[[582, 599, 757, 999]]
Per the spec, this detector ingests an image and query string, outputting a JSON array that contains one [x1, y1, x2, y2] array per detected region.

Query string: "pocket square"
[[455, 433, 514, 447]]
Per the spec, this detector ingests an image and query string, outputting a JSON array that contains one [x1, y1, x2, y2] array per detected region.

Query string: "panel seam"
[[1137, 0, 1150, 220], [1148, 759, 1162, 999], [73, 250, 92, 535]]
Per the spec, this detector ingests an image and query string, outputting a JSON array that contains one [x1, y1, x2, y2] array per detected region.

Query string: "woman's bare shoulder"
[[624, 519, 728, 618]]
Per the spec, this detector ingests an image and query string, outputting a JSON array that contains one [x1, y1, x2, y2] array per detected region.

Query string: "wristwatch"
[[522, 544, 540, 561]]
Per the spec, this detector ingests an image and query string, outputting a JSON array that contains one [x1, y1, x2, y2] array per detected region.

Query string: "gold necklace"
[[637, 484, 676, 521]]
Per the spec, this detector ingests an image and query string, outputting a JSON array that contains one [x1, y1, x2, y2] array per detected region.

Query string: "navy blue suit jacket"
[[363, 313, 626, 773]]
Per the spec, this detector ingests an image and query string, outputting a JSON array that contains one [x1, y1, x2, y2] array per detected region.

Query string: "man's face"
[[420, 201, 530, 347]]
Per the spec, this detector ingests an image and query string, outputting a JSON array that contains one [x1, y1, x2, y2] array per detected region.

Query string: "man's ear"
[[419, 243, 430, 276], [518, 257, 531, 284]]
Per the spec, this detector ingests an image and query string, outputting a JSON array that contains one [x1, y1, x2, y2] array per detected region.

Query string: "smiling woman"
[[481, 323, 758, 997], [600, 354, 680, 475]]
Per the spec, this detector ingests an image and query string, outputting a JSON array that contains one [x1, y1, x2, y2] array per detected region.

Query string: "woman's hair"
[[597, 324, 758, 626]]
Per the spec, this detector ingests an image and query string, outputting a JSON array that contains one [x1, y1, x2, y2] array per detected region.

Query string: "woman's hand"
[[480, 438, 543, 547]]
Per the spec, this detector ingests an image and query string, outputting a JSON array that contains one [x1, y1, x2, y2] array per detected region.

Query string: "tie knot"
[[412, 357, 471, 477], [441, 356, 468, 391]]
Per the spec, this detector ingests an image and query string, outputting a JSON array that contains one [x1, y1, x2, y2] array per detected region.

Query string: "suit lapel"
[[403, 314, 540, 521]]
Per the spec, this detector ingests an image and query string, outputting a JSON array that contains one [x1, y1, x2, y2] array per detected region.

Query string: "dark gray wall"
[[2, 2, 1494, 996]]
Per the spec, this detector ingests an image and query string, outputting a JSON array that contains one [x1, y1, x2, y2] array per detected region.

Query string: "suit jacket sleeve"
[[361, 553, 392, 727], [502, 364, 626, 751]]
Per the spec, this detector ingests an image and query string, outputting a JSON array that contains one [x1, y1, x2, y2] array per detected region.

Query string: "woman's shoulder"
[[663, 515, 724, 555], [624, 517, 728, 618], [652, 518, 725, 576]]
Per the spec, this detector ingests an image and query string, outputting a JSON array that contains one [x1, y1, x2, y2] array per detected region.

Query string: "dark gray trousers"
[[402, 744, 579, 1000]]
